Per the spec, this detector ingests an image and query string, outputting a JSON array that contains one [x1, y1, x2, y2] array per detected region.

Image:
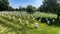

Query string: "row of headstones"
[[8, 15, 38, 28], [2, 14, 56, 28], [0, 12, 16, 14], [0, 12, 36, 20], [0, 13, 38, 28], [38, 18, 55, 24], [0, 12, 55, 27], [0, 12, 35, 22], [0, 12, 19, 17], [8, 14, 35, 20]]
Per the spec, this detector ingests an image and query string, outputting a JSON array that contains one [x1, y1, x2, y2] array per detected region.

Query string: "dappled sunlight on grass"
[[0, 11, 59, 34]]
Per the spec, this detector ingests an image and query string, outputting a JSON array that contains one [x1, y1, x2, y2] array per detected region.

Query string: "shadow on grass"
[[36, 17, 60, 27]]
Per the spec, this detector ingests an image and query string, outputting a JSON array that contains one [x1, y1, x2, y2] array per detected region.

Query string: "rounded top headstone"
[[35, 23, 38, 28]]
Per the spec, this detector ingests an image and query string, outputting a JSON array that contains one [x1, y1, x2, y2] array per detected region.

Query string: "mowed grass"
[[0, 11, 59, 34]]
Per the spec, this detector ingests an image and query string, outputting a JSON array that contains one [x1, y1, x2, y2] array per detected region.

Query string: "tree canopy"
[[38, 0, 57, 13], [19, 6, 25, 11], [0, 0, 9, 11], [38, 0, 60, 19], [26, 5, 36, 14]]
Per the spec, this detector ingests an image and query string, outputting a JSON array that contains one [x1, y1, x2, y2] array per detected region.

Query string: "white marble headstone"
[[33, 17, 35, 20], [1, 12, 4, 16], [39, 18, 42, 21], [52, 19, 55, 22], [8, 15, 11, 19], [25, 20, 29, 25], [13, 16, 15, 20], [18, 18, 21, 23], [35, 23, 38, 28], [46, 18, 48, 21], [20, 15, 21, 17], [16, 14, 18, 16], [47, 20, 50, 24], [28, 15, 30, 19]]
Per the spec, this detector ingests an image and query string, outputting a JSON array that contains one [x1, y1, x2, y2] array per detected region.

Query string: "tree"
[[38, 0, 57, 13], [0, 0, 9, 11], [56, 1, 60, 20], [26, 5, 36, 14], [8, 6, 14, 11], [37, 5, 44, 12], [40, 0, 57, 13], [15, 8, 19, 11], [39, 0, 60, 19], [19, 6, 25, 11]]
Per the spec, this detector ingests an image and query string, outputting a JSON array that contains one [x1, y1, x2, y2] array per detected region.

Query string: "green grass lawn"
[[0, 11, 59, 34]]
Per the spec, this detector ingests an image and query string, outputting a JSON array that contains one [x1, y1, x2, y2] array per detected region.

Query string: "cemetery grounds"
[[0, 11, 60, 34]]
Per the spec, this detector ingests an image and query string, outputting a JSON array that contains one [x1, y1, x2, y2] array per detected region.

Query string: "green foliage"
[[26, 5, 36, 14], [38, 0, 60, 19], [19, 6, 25, 11], [38, 0, 57, 13], [8, 6, 14, 11], [0, 0, 9, 11]]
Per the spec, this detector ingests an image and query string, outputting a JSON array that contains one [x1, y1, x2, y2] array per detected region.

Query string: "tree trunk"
[[57, 14, 60, 20]]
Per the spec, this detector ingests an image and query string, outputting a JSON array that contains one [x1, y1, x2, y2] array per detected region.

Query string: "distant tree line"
[[0, 0, 60, 19], [0, 0, 37, 13]]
